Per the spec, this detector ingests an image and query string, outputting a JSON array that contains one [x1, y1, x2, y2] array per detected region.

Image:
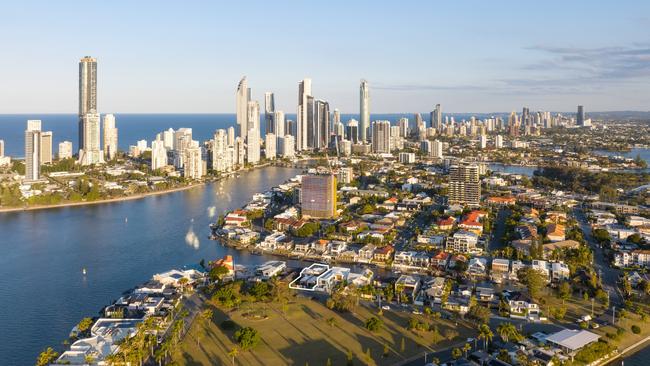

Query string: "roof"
[[545, 329, 600, 351]]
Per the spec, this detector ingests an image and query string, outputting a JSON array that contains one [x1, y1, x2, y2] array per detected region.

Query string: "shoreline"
[[0, 182, 205, 213]]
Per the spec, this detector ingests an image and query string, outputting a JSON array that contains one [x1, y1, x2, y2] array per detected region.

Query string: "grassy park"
[[173, 295, 474, 366]]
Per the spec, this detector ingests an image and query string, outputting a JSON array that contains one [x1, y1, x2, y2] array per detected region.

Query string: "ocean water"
[[0, 113, 418, 158]]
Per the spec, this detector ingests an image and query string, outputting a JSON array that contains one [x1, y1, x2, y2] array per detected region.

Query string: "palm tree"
[[496, 322, 521, 343], [228, 346, 239, 366], [477, 323, 493, 350], [463, 343, 472, 358]]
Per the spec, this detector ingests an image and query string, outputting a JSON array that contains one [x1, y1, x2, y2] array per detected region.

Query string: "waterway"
[[0, 166, 301, 365]]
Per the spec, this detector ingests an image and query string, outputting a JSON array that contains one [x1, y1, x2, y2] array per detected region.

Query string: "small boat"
[[125, 217, 128, 223], [82, 268, 87, 275]]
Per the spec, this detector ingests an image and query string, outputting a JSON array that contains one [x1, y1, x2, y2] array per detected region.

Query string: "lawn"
[[173, 296, 475, 366]]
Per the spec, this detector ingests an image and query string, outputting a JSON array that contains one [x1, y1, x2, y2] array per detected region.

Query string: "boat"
[[82, 268, 87, 275]]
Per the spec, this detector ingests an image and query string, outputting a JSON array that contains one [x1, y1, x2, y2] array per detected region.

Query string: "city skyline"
[[1, 1, 649, 114]]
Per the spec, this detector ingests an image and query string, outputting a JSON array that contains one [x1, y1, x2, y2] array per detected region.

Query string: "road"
[[573, 207, 623, 307], [489, 208, 512, 252]]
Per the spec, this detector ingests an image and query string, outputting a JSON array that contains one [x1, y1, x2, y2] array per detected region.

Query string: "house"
[[395, 274, 421, 302], [546, 223, 566, 242], [545, 329, 600, 355], [508, 293, 540, 321], [430, 251, 450, 269], [487, 196, 516, 206], [254, 261, 286, 280], [491, 258, 511, 283], [224, 210, 249, 227], [550, 262, 570, 282], [475, 283, 496, 302], [211, 255, 235, 277], [435, 217, 456, 231], [531, 260, 550, 281], [542, 240, 580, 259], [373, 245, 394, 262], [510, 260, 526, 280], [468, 257, 488, 277], [423, 277, 447, 304], [358, 244, 377, 263], [458, 210, 487, 235], [443, 296, 470, 315], [516, 224, 538, 240]]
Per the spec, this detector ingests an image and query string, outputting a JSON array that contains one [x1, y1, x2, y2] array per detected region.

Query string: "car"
[[381, 305, 391, 310], [591, 323, 600, 329], [412, 310, 422, 315]]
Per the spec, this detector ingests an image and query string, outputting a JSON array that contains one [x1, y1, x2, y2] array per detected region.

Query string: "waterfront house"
[[254, 261, 286, 280]]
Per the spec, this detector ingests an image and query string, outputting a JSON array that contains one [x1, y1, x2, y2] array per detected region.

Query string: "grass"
[[173, 296, 474, 366]]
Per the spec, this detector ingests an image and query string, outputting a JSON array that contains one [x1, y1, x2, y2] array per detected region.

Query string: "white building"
[[265, 133, 276, 160], [78, 113, 105, 165], [183, 143, 204, 179], [58, 141, 73, 159], [479, 134, 487, 149], [495, 135, 503, 149], [103, 113, 118, 160], [399, 152, 416, 164], [278, 135, 295, 158], [371, 120, 391, 153], [151, 138, 168, 170], [25, 120, 42, 181], [40, 131, 53, 164]]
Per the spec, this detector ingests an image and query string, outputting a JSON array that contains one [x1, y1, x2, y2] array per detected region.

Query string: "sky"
[[0, 0, 649, 114]]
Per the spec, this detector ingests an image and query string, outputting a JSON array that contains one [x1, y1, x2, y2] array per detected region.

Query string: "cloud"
[[520, 44, 650, 81]]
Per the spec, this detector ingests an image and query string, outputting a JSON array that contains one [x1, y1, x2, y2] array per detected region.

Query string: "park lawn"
[[173, 297, 474, 366]]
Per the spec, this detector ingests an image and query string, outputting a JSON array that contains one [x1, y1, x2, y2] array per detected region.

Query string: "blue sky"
[[0, 0, 648, 113]]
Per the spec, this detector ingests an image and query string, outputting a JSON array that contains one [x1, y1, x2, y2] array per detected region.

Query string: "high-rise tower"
[[79, 56, 97, 152], [360, 79, 370, 142], [264, 92, 275, 135], [236, 77, 250, 140]]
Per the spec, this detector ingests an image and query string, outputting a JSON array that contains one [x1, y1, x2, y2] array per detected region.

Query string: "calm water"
[[488, 163, 537, 177], [593, 147, 650, 173], [0, 166, 301, 365]]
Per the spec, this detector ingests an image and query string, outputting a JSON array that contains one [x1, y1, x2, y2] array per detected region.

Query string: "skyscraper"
[[264, 92, 275, 135], [448, 164, 481, 207], [399, 117, 409, 137], [495, 135, 503, 149], [371, 120, 391, 153], [151, 137, 168, 170], [79, 56, 97, 152], [236, 77, 250, 140], [297, 78, 312, 151], [479, 134, 487, 149], [25, 120, 42, 181], [313, 99, 330, 150], [431, 104, 442, 131], [359, 79, 370, 142], [301, 174, 337, 219], [346, 119, 359, 143], [78, 113, 104, 165], [103, 114, 118, 160], [274, 111, 285, 138], [40, 131, 53, 164], [265, 133, 276, 160], [577, 105, 585, 126]]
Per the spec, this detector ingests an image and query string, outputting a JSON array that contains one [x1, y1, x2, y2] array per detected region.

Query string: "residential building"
[[371, 120, 391, 153], [265, 133, 276, 160], [264, 92, 275, 135], [297, 78, 312, 151], [25, 120, 42, 181], [78, 113, 104, 165], [236, 76, 250, 140], [58, 141, 73, 159], [445, 230, 479, 253], [40, 131, 53, 164], [151, 138, 168, 170], [448, 163, 481, 207], [301, 174, 337, 219], [103, 113, 118, 160], [78, 56, 97, 152]]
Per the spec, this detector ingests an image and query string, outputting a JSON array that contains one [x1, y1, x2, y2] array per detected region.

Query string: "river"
[[0, 166, 301, 365]]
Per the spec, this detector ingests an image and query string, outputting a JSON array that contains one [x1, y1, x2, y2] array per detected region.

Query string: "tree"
[[36, 347, 59, 366], [77, 317, 94, 334], [209, 264, 230, 283], [468, 304, 491, 323], [227, 347, 239, 366], [558, 281, 572, 300], [477, 323, 494, 350], [365, 316, 383, 332], [463, 343, 472, 358], [497, 322, 522, 343], [517, 267, 546, 300], [234, 327, 260, 350], [451, 347, 462, 360]]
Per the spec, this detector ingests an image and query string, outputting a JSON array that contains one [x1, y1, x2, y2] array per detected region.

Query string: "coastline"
[[0, 182, 205, 213]]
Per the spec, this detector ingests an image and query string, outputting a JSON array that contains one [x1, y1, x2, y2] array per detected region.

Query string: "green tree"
[[36, 347, 59, 366], [227, 347, 239, 366], [558, 281, 572, 300], [77, 317, 94, 334], [364, 316, 383, 332], [497, 322, 522, 343], [234, 327, 260, 350], [477, 323, 494, 349], [451, 347, 462, 360], [517, 267, 546, 300]]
